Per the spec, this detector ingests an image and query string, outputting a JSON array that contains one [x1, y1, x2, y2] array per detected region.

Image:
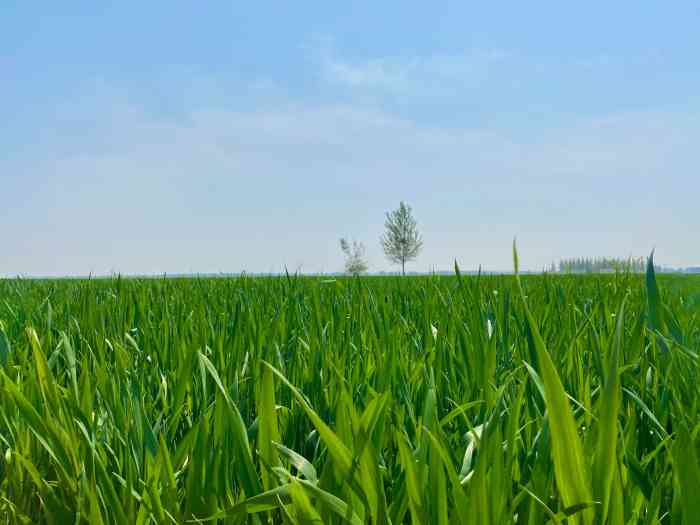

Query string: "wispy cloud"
[[314, 43, 677, 125], [320, 48, 511, 96]]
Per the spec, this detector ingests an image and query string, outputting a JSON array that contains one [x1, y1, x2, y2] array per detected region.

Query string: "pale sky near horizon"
[[2, 2, 699, 276]]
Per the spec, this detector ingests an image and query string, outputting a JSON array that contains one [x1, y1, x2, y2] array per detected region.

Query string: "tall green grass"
[[0, 258, 699, 523]]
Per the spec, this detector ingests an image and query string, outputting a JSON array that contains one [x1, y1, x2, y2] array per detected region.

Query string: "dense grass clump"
[[0, 260, 699, 523]]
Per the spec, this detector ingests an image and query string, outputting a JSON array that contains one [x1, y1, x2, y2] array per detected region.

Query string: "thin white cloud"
[[316, 45, 672, 114], [321, 50, 511, 95]]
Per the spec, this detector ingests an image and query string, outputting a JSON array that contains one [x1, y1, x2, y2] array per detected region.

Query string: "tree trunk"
[[402, 259, 405, 276]]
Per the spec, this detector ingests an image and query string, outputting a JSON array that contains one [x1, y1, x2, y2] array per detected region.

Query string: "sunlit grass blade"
[[592, 296, 626, 522], [257, 359, 281, 490], [513, 241, 593, 525], [198, 351, 262, 497], [263, 360, 378, 519]]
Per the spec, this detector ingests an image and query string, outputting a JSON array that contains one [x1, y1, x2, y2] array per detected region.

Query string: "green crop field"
[[1, 254, 699, 524]]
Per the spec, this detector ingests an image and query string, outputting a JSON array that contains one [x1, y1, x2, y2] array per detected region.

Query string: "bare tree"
[[380, 201, 423, 275], [339, 238, 369, 276]]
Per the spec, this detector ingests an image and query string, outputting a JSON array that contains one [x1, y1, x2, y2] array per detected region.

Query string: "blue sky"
[[2, 2, 699, 275]]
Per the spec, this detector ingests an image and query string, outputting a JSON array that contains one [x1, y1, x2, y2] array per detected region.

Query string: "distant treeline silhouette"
[[555, 256, 646, 273]]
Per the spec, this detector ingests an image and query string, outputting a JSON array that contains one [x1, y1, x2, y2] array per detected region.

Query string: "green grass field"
[[1, 257, 699, 524]]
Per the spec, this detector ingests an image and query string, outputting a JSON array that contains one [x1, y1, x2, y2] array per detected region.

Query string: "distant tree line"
[[555, 256, 646, 273]]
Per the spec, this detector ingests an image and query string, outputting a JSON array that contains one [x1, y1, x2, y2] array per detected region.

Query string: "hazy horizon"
[[3, 253, 699, 280], [3, 3, 700, 276]]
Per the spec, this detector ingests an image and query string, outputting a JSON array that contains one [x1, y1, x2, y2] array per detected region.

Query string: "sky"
[[2, 2, 700, 276]]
